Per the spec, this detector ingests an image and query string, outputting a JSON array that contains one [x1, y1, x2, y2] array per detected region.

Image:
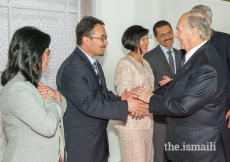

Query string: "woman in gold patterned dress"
[[114, 25, 154, 162]]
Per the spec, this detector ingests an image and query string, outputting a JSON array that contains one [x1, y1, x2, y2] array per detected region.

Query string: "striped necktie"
[[93, 61, 101, 84], [93, 61, 99, 75]]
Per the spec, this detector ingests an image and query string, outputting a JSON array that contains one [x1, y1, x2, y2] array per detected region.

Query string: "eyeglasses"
[[90, 36, 108, 42], [44, 50, 50, 55]]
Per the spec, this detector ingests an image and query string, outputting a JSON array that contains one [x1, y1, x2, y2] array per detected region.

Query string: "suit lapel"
[[76, 47, 101, 84], [174, 48, 181, 72], [97, 62, 109, 100], [168, 42, 210, 88], [156, 45, 174, 76], [76, 48, 108, 99]]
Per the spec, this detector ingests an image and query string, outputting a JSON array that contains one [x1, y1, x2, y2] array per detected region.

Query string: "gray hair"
[[187, 11, 212, 40], [191, 5, 213, 21], [76, 16, 104, 45]]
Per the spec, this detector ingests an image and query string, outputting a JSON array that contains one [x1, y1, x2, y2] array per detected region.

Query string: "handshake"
[[121, 87, 154, 116]]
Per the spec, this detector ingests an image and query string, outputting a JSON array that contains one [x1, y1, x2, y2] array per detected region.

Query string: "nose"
[[174, 31, 178, 38], [104, 39, 108, 45]]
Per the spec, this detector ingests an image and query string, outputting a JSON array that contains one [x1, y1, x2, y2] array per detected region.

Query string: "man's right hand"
[[127, 95, 149, 116]]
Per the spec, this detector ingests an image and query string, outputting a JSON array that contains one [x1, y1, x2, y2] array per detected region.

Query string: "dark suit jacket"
[[143, 45, 181, 90], [56, 47, 128, 162], [143, 45, 181, 124], [210, 30, 230, 112], [149, 42, 230, 162]]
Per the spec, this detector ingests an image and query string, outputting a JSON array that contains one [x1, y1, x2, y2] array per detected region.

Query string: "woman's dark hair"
[[122, 25, 149, 54], [1, 26, 51, 87]]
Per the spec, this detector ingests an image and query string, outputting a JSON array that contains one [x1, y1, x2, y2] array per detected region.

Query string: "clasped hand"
[[131, 87, 154, 104], [37, 82, 62, 102], [121, 87, 150, 117]]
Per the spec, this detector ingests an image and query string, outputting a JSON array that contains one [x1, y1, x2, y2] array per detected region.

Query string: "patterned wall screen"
[[12, 0, 66, 9], [0, 0, 94, 89], [0, 0, 7, 4]]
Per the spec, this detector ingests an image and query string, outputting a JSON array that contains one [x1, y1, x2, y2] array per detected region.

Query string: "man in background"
[[56, 16, 148, 162], [191, 4, 230, 128], [143, 20, 181, 162]]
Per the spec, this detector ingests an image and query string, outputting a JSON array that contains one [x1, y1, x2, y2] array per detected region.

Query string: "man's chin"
[[98, 53, 104, 56]]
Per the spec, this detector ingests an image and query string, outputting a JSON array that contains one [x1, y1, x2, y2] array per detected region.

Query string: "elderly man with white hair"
[[132, 10, 230, 162]]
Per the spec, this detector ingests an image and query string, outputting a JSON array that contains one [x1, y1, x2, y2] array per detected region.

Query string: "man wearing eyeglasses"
[[56, 16, 148, 162], [143, 20, 181, 162]]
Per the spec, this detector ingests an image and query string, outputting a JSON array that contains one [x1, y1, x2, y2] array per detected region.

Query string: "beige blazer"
[[114, 55, 154, 130], [0, 73, 66, 162]]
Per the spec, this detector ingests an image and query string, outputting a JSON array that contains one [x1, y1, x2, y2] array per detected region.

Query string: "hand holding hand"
[[37, 82, 62, 102], [127, 95, 149, 116], [131, 87, 153, 103], [159, 75, 171, 87], [121, 87, 140, 100], [121, 89, 131, 100]]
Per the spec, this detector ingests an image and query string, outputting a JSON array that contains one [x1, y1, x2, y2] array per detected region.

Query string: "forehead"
[[177, 14, 188, 29], [156, 25, 172, 33], [92, 24, 107, 36]]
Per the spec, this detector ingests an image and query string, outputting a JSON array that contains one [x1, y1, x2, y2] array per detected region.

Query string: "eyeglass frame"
[[89, 36, 108, 42]]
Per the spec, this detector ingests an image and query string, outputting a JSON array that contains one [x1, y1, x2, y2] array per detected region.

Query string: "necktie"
[[93, 61, 101, 84], [180, 54, 186, 69], [167, 50, 175, 74]]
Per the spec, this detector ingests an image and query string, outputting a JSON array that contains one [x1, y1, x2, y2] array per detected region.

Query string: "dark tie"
[[180, 54, 186, 69], [93, 61, 101, 84], [167, 50, 175, 74]]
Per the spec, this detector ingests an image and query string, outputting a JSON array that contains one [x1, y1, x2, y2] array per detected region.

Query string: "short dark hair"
[[122, 25, 149, 53], [1, 26, 51, 87], [153, 20, 172, 37], [76, 16, 104, 45]]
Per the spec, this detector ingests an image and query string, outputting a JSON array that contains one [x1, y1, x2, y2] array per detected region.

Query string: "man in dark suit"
[[56, 16, 148, 162], [132, 11, 230, 162], [143, 20, 181, 162], [191, 4, 230, 128]]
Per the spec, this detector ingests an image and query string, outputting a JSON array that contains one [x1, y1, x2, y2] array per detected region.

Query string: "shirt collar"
[[159, 44, 173, 54], [78, 46, 96, 65], [185, 40, 207, 63]]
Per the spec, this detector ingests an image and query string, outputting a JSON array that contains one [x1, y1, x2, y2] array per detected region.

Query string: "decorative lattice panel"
[[0, 0, 7, 4], [68, 0, 79, 10], [81, 0, 93, 18], [0, 7, 8, 71], [68, 13, 78, 54], [12, 0, 65, 9]]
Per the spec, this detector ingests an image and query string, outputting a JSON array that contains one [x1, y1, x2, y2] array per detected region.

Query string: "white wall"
[[96, 0, 230, 162]]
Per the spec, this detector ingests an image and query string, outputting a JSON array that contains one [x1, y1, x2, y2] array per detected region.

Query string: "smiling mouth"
[[164, 38, 172, 42]]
